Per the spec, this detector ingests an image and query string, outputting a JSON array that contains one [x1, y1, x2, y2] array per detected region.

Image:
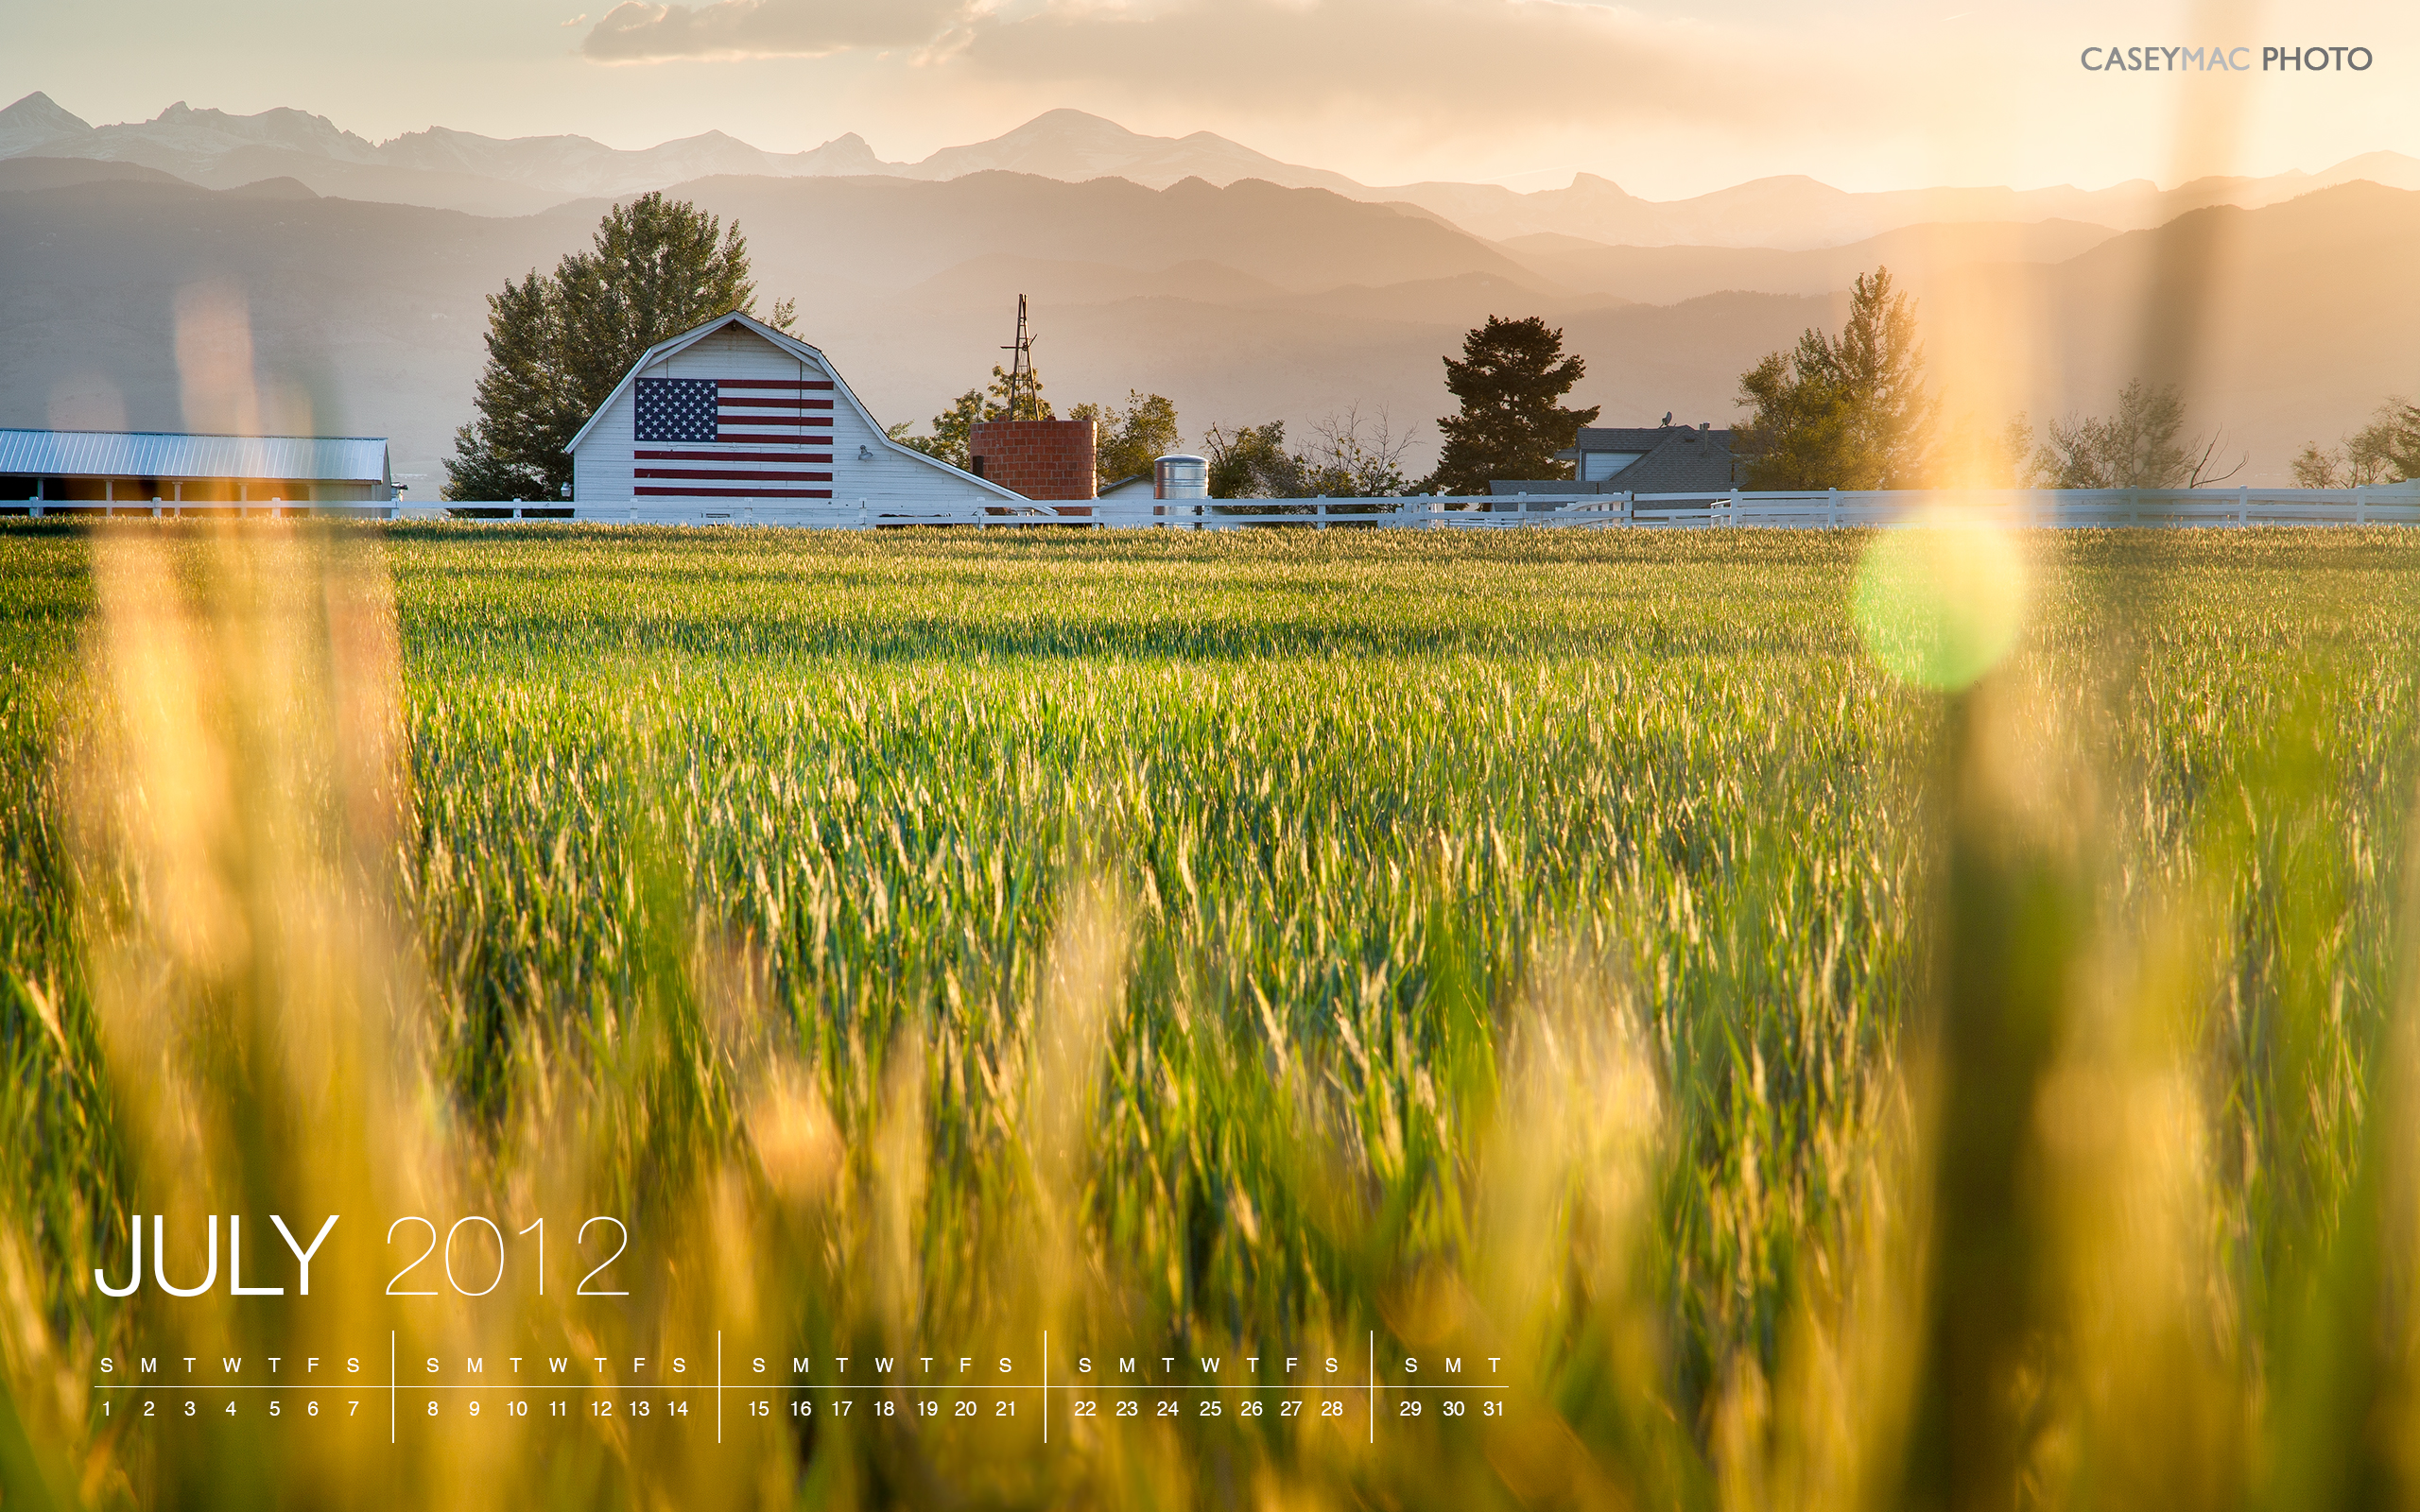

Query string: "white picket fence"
[[20, 486, 2420, 530]]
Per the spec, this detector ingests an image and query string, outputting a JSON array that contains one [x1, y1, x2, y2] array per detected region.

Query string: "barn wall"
[[570, 322, 1011, 508]]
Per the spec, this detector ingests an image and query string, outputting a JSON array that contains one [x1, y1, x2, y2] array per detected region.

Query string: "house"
[[1488, 421, 1739, 499], [0, 429, 392, 512], [565, 311, 1031, 510]]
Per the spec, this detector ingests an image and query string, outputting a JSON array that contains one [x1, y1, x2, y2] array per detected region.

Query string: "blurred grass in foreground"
[[0, 523, 2415, 1508]]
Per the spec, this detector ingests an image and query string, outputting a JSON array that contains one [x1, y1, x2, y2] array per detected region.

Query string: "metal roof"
[[0, 429, 389, 482], [1555, 425, 1731, 459]]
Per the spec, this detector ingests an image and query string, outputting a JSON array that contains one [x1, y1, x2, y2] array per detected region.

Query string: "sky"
[[3, 0, 2412, 199]]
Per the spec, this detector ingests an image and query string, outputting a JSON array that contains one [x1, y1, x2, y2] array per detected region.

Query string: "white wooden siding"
[[571, 322, 1003, 509]]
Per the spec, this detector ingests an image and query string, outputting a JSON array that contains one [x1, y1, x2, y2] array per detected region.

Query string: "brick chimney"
[[969, 419, 1098, 505]]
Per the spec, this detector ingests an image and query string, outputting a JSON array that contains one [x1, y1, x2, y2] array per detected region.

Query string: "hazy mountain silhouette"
[[0, 161, 2411, 491], [9, 91, 2418, 254], [1500, 220, 2122, 305], [0, 94, 1358, 218], [1374, 158, 2420, 248]]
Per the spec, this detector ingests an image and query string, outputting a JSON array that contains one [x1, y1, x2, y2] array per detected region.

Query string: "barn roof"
[[564, 309, 1028, 503], [0, 428, 389, 482]]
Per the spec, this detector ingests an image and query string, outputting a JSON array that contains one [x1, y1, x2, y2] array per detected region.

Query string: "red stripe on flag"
[[636, 486, 834, 499], [718, 416, 833, 428], [635, 450, 833, 463], [636, 469, 833, 482], [715, 380, 834, 390], [718, 396, 835, 409]]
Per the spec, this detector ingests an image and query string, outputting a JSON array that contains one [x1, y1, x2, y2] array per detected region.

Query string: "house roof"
[[0, 428, 389, 482], [1547, 424, 1737, 492], [562, 309, 1028, 503], [1556, 427, 1694, 455], [1608, 428, 1737, 492]]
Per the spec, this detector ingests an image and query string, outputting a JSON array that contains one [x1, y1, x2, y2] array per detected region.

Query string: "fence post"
[[1319, 496, 1328, 530], [2357, 487, 2368, 526], [1622, 490, 1634, 525]]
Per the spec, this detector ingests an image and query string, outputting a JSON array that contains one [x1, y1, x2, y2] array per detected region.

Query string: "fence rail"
[[11, 487, 2420, 530]]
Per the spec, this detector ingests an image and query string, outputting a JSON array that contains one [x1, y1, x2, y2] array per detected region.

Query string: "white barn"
[[566, 311, 1026, 511]]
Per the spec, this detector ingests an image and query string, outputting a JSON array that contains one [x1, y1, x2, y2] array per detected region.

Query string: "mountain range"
[[1, 90, 2414, 492], [9, 92, 2420, 249], [4, 155, 2411, 492]]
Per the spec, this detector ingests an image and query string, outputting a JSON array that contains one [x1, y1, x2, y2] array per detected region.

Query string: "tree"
[[1069, 390, 1180, 484], [445, 192, 788, 500], [1734, 266, 1938, 490], [2033, 379, 2242, 489], [1202, 410, 1419, 500], [2292, 396, 2420, 486], [443, 270, 565, 502], [886, 363, 1055, 471], [1294, 408, 1417, 497], [1204, 421, 1301, 498], [1424, 316, 1599, 495]]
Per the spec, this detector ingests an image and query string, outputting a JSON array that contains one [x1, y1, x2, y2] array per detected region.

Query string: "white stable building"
[[566, 311, 1026, 510], [0, 429, 392, 510]]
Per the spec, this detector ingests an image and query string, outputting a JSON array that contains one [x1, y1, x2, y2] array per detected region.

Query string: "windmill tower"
[[1000, 295, 1039, 422], [967, 294, 1098, 507]]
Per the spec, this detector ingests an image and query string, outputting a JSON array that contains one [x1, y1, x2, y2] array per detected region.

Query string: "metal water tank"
[[1154, 454, 1208, 500]]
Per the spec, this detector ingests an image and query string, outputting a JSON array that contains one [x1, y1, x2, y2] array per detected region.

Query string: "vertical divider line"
[[1042, 1331, 1048, 1446], [1368, 1331, 1375, 1446], [389, 1331, 397, 1446], [717, 1331, 723, 1446]]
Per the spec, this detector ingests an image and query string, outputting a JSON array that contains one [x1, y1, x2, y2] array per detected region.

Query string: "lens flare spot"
[[1852, 512, 2029, 690]]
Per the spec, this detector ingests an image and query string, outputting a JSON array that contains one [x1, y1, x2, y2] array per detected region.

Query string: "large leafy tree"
[[2034, 379, 2242, 488], [1204, 421, 1300, 499], [1734, 266, 1938, 490], [1423, 317, 1599, 495], [445, 192, 788, 501], [1070, 390, 1181, 484]]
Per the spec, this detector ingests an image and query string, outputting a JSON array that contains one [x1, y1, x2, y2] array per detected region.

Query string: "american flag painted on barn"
[[631, 376, 837, 498]]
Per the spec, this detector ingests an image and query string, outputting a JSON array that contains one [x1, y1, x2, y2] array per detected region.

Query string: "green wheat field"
[[3, 522, 2419, 1509]]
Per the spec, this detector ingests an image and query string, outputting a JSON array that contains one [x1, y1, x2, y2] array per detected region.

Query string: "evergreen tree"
[[1734, 267, 1938, 490], [1423, 317, 1599, 495], [443, 271, 565, 502], [445, 192, 786, 501]]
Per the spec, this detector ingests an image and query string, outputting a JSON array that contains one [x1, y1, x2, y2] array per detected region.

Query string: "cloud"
[[581, 0, 977, 61], [955, 0, 1741, 115], [569, 0, 1944, 191], [581, 0, 1794, 142]]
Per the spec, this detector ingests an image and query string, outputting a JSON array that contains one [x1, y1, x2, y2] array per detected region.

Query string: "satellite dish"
[[1661, 412, 1673, 426]]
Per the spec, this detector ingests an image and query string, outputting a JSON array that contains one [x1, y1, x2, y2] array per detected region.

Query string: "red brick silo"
[[969, 419, 1098, 506]]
